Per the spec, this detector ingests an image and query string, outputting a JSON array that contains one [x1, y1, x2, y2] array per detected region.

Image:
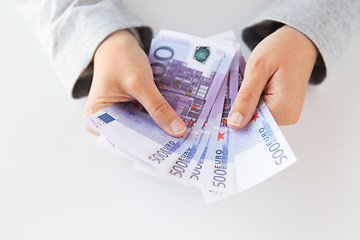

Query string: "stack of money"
[[86, 30, 297, 204]]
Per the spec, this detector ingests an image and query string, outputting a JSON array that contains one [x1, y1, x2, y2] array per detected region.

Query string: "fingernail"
[[228, 112, 243, 127], [170, 119, 187, 135]]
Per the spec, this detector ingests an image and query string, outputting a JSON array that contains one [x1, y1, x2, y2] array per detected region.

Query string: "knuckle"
[[237, 91, 258, 107], [125, 74, 142, 91], [124, 68, 153, 91], [247, 57, 268, 72], [152, 101, 173, 120], [246, 56, 275, 79]]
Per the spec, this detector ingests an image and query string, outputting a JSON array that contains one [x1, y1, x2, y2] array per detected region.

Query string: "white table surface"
[[1, 1, 359, 239]]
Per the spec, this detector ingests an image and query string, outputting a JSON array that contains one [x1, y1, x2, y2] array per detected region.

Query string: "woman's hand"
[[83, 30, 187, 137], [228, 25, 318, 128]]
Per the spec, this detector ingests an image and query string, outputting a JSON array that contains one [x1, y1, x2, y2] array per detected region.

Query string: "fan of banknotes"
[[86, 30, 297, 204]]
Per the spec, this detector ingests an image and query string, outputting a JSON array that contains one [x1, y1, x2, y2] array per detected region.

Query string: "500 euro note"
[[86, 29, 236, 172]]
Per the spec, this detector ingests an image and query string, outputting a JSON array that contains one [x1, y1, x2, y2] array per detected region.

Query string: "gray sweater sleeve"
[[16, 0, 153, 98], [17, 1, 360, 98], [242, 0, 360, 84]]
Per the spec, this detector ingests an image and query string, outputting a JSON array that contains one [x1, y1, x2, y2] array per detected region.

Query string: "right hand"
[[83, 30, 187, 137], [227, 25, 317, 129]]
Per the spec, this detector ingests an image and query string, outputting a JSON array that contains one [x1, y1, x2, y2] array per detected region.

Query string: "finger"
[[82, 76, 135, 136], [85, 125, 100, 136], [262, 69, 305, 125], [228, 57, 277, 129], [83, 97, 112, 136], [83, 78, 135, 118], [130, 81, 187, 137]]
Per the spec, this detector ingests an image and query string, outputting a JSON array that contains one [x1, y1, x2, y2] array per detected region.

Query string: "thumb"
[[131, 82, 187, 138], [228, 59, 276, 129]]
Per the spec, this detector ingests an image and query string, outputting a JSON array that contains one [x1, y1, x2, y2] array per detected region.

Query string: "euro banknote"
[[86, 29, 236, 172], [86, 30, 297, 204]]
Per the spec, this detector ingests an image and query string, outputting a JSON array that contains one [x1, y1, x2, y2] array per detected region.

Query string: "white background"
[[1, 1, 359, 239]]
